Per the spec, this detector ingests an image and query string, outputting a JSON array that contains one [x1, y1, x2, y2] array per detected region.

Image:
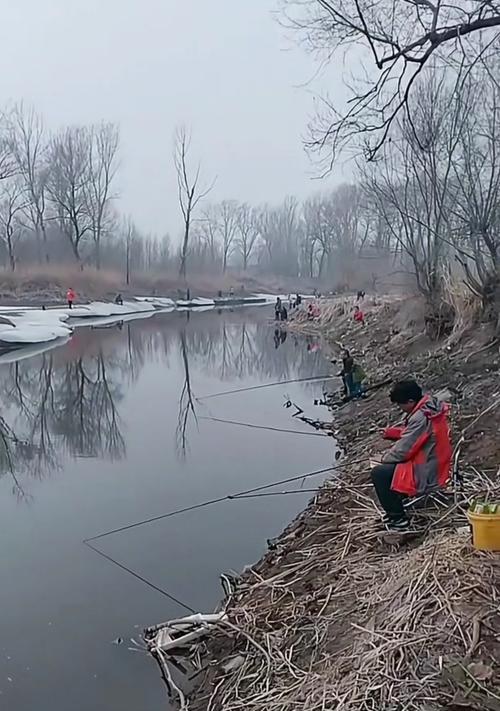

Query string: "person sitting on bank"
[[370, 380, 452, 531], [353, 304, 365, 325], [115, 293, 123, 305]]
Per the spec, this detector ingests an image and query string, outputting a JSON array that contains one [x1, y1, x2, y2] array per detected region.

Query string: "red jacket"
[[382, 395, 452, 496], [67, 289, 76, 301], [354, 310, 364, 322]]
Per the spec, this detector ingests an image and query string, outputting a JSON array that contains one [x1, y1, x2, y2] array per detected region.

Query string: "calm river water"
[[0, 306, 334, 710]]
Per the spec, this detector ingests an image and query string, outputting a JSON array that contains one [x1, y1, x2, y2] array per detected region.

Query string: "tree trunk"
[[6, 231, 15, 271], [35, 225, 43, 265], [126, 245, 130, 286], [41, 223, 50, 264], [179, 218, 190, 279], [71, 238, 83, 271]]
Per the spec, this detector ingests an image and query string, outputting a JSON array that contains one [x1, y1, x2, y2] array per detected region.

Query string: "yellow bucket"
[[467, 511, 500, 551]]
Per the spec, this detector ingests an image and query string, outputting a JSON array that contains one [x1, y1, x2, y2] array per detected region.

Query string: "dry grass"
[[191, 475, 500, 711], [173, 295, 500, 711], [441, 270, 483, 346]]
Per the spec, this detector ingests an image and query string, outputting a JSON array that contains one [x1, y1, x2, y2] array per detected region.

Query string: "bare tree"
[[7, 103, 50, 264], [217, 200, 239, 272], [46, 126, 93, 267], [0, 111, 16, 182], [284, 0, 500, 162], [122, 216, 136, 285], [173, 126, 214, 280], [236, 202, 260, 270], [0, 178, 28, 270], [85, 123, 119, 269], [449, 63, 500, 326], [365, 69, 473, 330], [199, 204, 221, 267]]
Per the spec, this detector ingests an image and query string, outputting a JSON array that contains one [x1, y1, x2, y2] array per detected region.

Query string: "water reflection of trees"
[[176, 330, 198, 457], [0, 309, 326, 492], [0, 350, 127, 489], [50, 355, 125, 460], [174, 311, 328, 454], [182, 316, 326, 386]]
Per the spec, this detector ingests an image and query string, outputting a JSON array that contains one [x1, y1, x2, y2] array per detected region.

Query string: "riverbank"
[[0, 266, 315, 306], [187, 296, 500, 710]]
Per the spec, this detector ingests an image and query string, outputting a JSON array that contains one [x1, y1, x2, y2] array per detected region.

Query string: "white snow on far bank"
[[176, 297, 215, 308], [0, 322, 72, 344]]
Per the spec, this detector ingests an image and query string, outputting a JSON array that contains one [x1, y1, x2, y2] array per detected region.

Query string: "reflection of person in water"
[[306, 342, 320, 353], [274, 328, 288, 349]]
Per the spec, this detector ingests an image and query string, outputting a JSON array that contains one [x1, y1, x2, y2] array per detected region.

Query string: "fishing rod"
[[197, 374, 336, 401], [232, 488, 324, 499], [83, 456, 368, 604], [199, 415, 330, 437], [84, 457, 371, 544]]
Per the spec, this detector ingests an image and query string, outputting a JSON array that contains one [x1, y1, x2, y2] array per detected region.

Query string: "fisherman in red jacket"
[[371, 380, 452, 531], [353, 305, 365, 324], [66, 287, 76, 309]]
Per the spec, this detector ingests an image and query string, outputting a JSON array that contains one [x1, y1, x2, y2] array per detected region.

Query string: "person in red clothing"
[[66, 287, 76, 309], [371, 380, 452, 531], [353, 304, 365, 324]]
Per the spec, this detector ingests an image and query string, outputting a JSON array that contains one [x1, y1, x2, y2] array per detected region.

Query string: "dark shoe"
[[382, 513, 404, 524], [386, 517, 410, 532]]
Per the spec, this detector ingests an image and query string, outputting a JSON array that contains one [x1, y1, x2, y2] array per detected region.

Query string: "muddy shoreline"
[[176, 296, 500, 710]]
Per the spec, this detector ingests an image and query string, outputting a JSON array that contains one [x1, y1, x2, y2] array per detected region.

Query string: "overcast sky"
[[0, 0, 347, 240]]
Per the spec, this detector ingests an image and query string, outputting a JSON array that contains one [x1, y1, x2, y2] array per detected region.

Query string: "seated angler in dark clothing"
[[370, 380, 452, 532]]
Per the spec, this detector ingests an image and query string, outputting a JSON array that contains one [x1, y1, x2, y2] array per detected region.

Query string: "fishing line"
[[199, 415, 330, 437], [83, 540, 196, 613], [197, 375, 336, 401], [84, 456, 367, 544]]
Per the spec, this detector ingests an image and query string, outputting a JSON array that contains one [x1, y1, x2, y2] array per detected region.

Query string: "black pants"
[[68, 300, 73, 309], [371, 463, 406, 518]]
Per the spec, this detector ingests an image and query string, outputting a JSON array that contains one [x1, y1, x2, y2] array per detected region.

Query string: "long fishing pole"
[[199, 415, 330, 437], [84, 456, 367, 544], [84, 457, 366, 543], [83, 478, 334, 613], [233, 488, 323, 499], [83, 457, 368, 606], [197, 374, 336, 401]]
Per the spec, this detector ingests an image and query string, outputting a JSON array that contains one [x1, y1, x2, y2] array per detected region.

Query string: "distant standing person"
[[275, 297, 282, 321], [338, 351, 365, 398], [115, 293, 123, 305], [66, 287, 76, 309]]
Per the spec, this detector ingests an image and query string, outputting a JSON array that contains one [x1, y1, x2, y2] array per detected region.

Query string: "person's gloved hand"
[[383, 426, 403, 441]]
